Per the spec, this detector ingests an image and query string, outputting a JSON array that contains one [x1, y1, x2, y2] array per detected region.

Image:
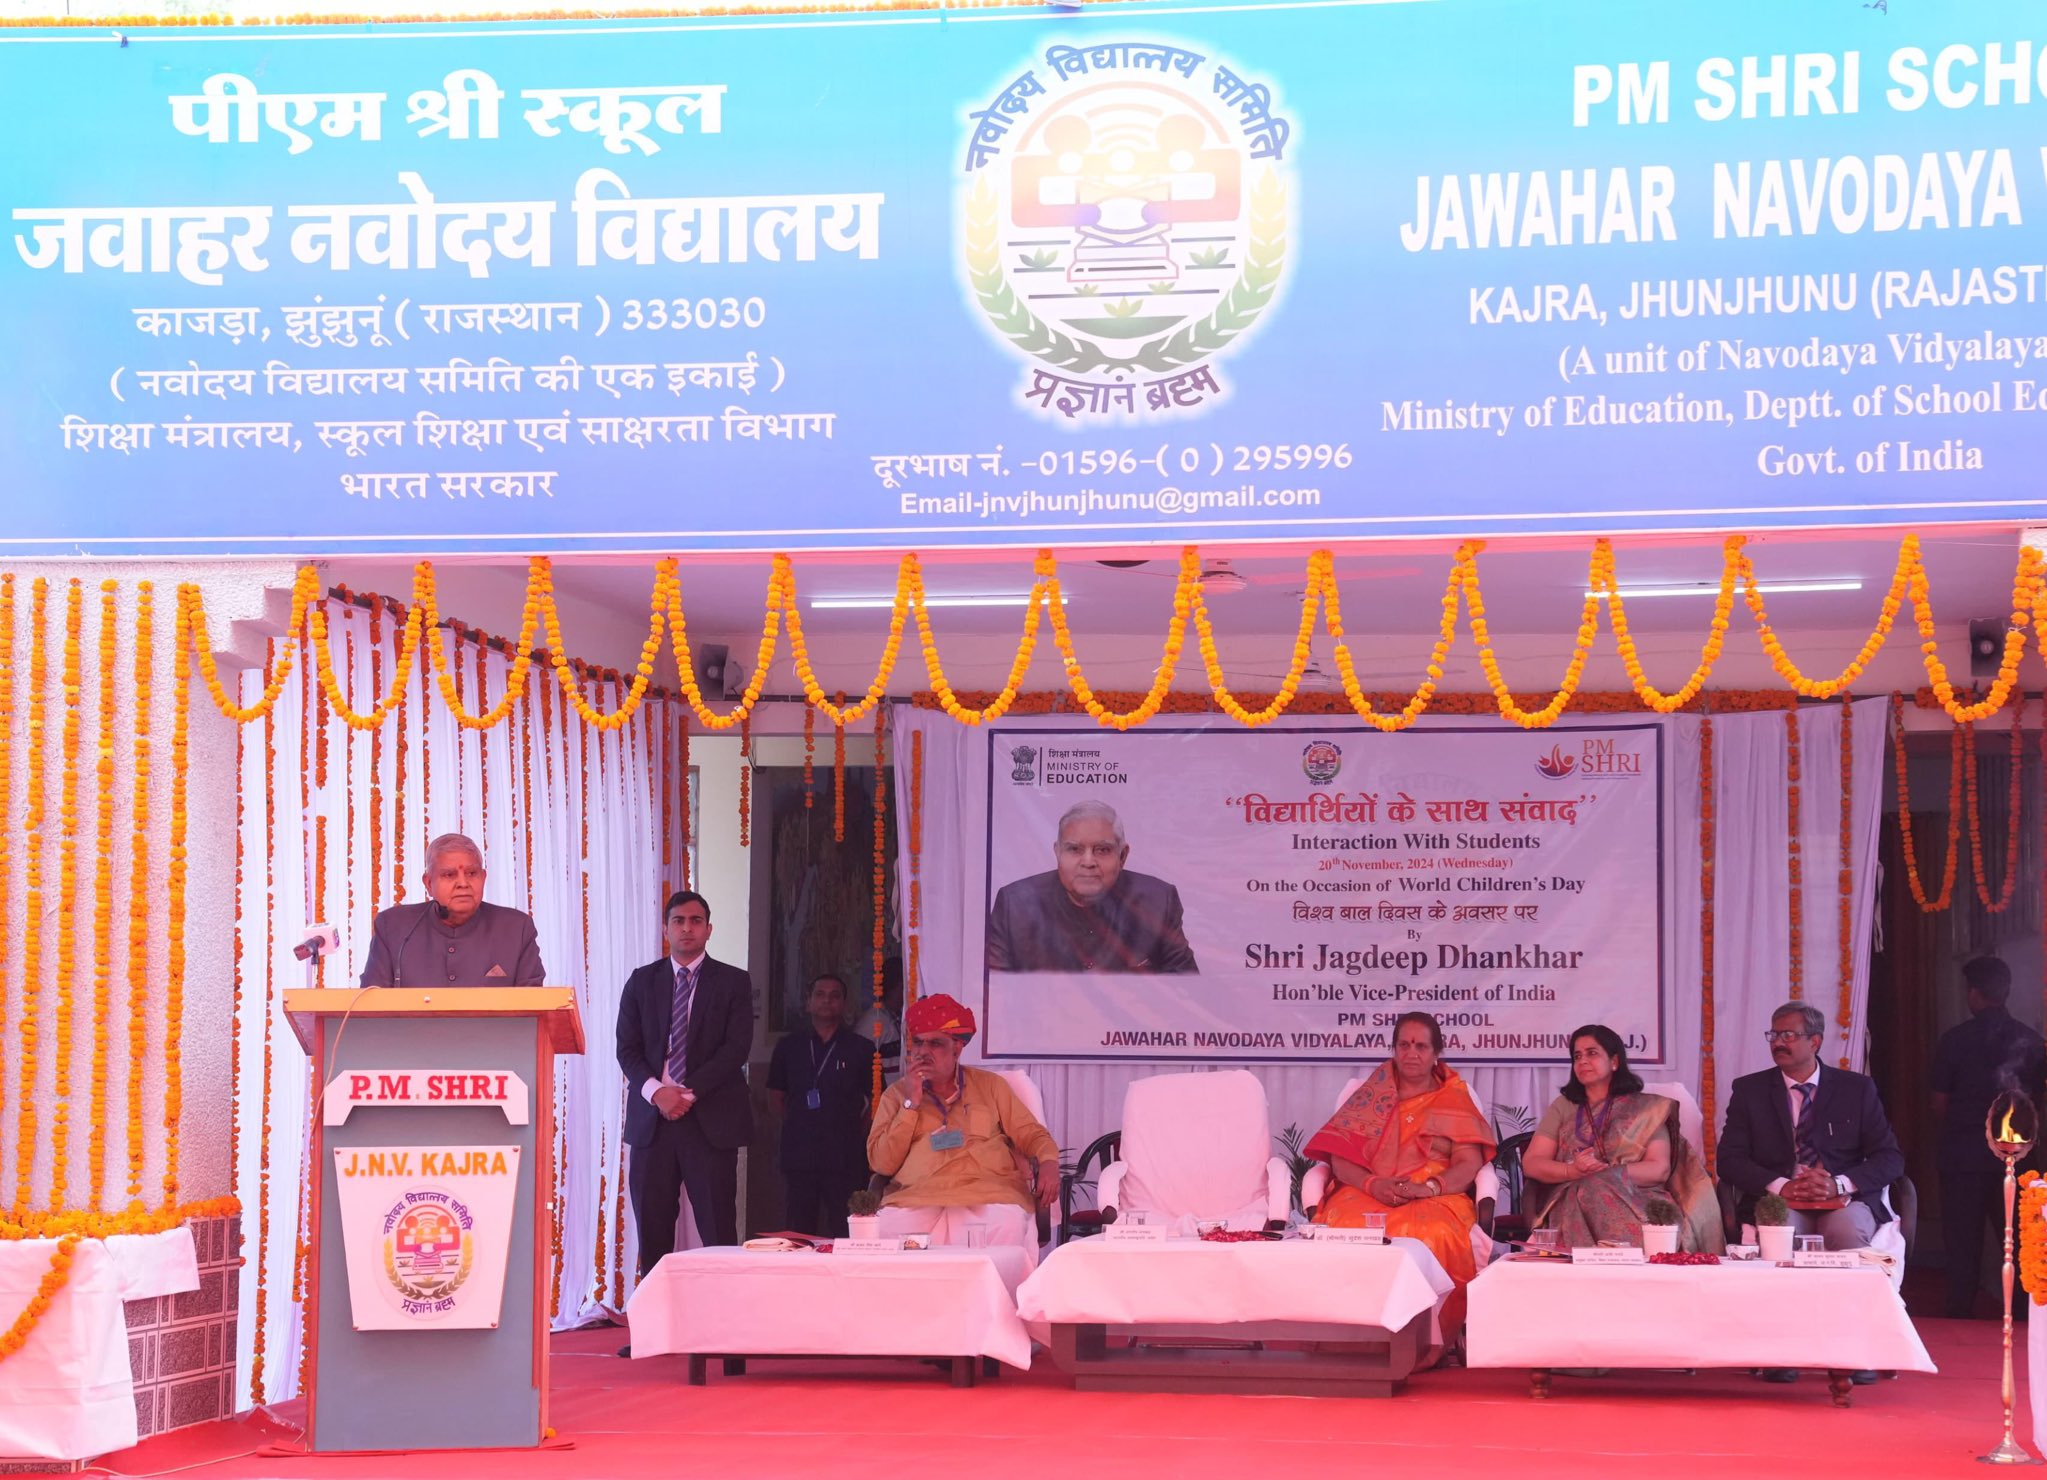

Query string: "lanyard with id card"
[[926, 1081, 966, 1150], [806, 1034, 842, 1111]]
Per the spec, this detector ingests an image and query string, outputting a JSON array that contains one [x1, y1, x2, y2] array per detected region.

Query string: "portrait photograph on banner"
[[979, 720, 1669, 1064]]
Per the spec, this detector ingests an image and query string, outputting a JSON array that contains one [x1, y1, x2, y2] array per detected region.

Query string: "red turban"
[[905, 994, 976, 1038]]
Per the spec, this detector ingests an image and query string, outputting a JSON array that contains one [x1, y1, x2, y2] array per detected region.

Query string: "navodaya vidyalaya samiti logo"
[[961, 40, 1292, 422]]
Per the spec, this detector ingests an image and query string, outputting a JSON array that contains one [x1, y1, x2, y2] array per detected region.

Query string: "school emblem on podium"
[[960, 40, 1293, 422], [382, 1189, 475, 1312]]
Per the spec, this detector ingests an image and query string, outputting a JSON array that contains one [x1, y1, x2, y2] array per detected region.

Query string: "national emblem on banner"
[[1009, 743, 1040, 784], [383, 1189, 476, 1315], [959, 40, 1293, 422]]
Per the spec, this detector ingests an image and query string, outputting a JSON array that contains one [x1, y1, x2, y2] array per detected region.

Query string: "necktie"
[[665, 963, 696, 1083], [1793, 1081, 1819, 1167]]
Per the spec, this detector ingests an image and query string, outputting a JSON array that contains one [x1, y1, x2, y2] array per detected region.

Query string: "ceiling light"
[[809, 592, 1062, 610], [1587, 579, 1862, 600]]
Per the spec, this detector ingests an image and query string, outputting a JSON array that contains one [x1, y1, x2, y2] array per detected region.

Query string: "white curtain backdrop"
[[893, 700, 1886, 1180], [233, 602, 690, 1405]]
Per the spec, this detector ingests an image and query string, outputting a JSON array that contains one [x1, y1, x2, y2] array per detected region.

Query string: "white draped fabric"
[[891, 701, 1886, 1178], [233, 603, 690, 1403]]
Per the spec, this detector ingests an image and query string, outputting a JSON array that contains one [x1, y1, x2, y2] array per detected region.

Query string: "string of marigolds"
[[1961, 696, 2026, 913], [1891, 692, 1966, 911], [172, 536, 2046, 737], [1697, 706, 1716, 1171], [2023, 1177, 2047, 1305], [1837, 693, 1855, 1069], [872, 703, 889, 1102], [1785, 708, 1803, 1002], [127, 584, 155, 1206], [89, 583, 117, 1210], [0, 577, 14, 1185]]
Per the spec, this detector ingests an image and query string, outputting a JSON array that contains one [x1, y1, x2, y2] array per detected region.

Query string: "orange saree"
[[1306, 1063, 1497, 1331]]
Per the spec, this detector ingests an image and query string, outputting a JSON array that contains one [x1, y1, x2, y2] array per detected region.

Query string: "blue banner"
[[3, 0, 2045, 554]]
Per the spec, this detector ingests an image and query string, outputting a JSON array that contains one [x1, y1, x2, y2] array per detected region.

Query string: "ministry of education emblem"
[[382, 1188, 475, 1315], [960, 39, 1293, 422], [1009, 744, 1040, 784]]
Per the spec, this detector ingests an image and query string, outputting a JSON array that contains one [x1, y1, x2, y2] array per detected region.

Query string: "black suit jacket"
[[1718, 1064, 1906, 1226], [985, 869, 1198, 973], [616, 955, 756, 1152]]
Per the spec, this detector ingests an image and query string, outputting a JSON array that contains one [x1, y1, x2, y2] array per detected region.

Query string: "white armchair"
[[993, 1067, 1059, 1243], [1095, 1070, 1291, 1231], [1298, 1077, 1503, 1269]]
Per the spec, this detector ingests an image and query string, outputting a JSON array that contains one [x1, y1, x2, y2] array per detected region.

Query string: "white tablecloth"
[[0, 1228, 200, 1462], [1016, 1236, 1452, 1332], [1467, 1259, 1936, 1372], [626, 1246, 1034, 1370]]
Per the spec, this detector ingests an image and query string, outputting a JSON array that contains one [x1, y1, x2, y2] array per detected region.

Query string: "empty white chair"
[[1096, 1070, 1291, 1231]]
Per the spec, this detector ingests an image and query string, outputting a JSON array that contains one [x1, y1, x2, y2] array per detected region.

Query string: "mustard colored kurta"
[[868, 1065, 1058, 1212]]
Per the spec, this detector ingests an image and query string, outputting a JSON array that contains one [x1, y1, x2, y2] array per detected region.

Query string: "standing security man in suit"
[[617, 891, 756, 1276], [1719, 1000, 1906, 1251]]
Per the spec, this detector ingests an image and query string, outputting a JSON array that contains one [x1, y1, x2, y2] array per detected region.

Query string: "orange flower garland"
[[1745, 539, 1909, 701], [1328, 549, 1463, 731], [803, 703, 815, 809], [1465, 544, 1601, 728], [164, 582, 192, 1202], [2022, 1175, 2047, 1305], [14, 578, 47, 1213], [1603, 536, 1739, 713], [788, 553, 907, 726], [590, 1119, 608, 1306], [669, 558, 783, 729], [0, 1235, 79, 1365], [183, 567, 316, 723], [311, 577, 422, 730], [833, 699, 847, 843], [1837, 693, 1855, 1068], [229, 707, 244, 1217], [1912, 544, 2039, 724], [873, 703, 889, 1101], [1961, 695, 2026, 913], [49, 581, 82, 1213], [1892, 692, 1962, 912], [89, 582, 118, 1210], [1697, 705, 1716, 1171], [917, 552, 1047, 726], [0, 577, 13, 1180], [419, 560, 543, 730], [1193, 548, 1313, 729], [1058, 546, 1198, 728], [1785, 707, 1803, 1001], [251, 661, 277, 1405], [676, 705, 690, 888]]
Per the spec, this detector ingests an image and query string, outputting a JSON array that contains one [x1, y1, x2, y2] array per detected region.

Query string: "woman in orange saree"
[[1306, 1012, 1497, 1338]]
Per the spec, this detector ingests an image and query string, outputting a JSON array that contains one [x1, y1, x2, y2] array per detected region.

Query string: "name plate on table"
[[1570, 1246, 1647, 1265], [1102, 1222, 1169, 1242], [1309, 1227, 1386, 1246], [1792, 1250, 1862, 1269], [834, 1238, 907, 1254]]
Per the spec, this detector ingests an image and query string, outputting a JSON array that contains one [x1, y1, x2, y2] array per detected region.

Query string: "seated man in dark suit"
[[1719, 999, 1906, 1251], [985, 800, 1197, 973]]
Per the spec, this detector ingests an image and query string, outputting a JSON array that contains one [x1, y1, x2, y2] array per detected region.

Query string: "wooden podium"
[[285, 988, 584, 1453]]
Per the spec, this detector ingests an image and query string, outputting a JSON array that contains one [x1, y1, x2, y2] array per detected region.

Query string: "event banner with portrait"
[[5, 0, 2047, 554], [979, 721, 1668, 1065]]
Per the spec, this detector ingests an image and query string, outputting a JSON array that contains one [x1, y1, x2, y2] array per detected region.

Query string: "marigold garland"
[[476, 638, 492, 836], [788, 554, 906, 726], [668, 558, 782, 729], [1892, 692, 1962, 912], [1911, 545, 2039, 723], [420, 560, 544, 729], [125, 581, 156, 1198], [1058, 547, 1198, 728], [590, 1119, 609, 1306], [2022, 1175, 2047, 1305], [873, 704, 889, 1100], [48, 581, 83, 1212], [1603, 536, 1739, 713], [0, 1194, 240, 1242], [1328, 549, 1463, 731], [1465, 545, 1601, 729], [676, 706, 690, 888], [88, 582, 118, 1211], [368, 605, 386, 912], [251, 663, 278, 1405], [738, 711, 752, 847], [917, 553, 1047, 726], [1961, 695, 2026, 913], [228, 706, 244, 1219], [183, 568, 316, 723], [1785, 707, 1803, 1002], [1698, 705, 1716, 1171], [833, 703, 847, 843], [163, 584, 191, 1202], [0, 1235, 79, 1365], [14, 578, 48, 1213], [1837, 692, 1855, 1069], [0, 577, 14, 1194]]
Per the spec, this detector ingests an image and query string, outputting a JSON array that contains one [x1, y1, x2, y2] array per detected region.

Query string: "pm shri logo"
[[961, 40, 1293, 422], [382, 1188, 474, 1314]]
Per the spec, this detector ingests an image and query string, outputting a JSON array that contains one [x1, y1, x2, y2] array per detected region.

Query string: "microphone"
[[388, 904, 435, 989], [434, 900, 451, 921], [291, 924, 340, 964]]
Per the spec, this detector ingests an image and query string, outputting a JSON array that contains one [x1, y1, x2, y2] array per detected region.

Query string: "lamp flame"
[[2000, 1103, 2022, 1143]]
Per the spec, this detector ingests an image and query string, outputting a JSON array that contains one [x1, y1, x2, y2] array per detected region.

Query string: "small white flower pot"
[[846, 1215, 882, 1241], [1642, 1223, 1680, 1256], [1757, 1224, 1795, 1262]]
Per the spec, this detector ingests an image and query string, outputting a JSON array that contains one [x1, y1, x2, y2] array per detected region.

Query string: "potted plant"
[[1641, 1196, 1681, 1256], [846, 1189, 883, 1241], [1754, 1193, 1795, 1262]]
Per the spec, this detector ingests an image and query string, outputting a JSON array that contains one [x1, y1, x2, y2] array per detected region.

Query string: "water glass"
[[1795, 1234, 1825, 1255], [1363, 1213, 1389, 1239], [1526, 1227, 1560, 1252], [965, 1223, 988, 1248]]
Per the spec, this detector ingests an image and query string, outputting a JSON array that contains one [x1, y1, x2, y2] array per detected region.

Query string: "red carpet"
[[87, 1318, 2025, 1480]]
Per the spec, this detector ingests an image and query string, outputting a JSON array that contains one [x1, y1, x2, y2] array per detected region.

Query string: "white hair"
[[425, 832, 485, 873], [1057, 800, 1126, 847]]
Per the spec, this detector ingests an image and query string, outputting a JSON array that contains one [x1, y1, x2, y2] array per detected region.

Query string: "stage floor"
[[96, 1317, 2026, 1480]]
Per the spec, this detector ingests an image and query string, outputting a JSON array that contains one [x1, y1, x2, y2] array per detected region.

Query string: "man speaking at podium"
[[358, 832, 547, 988]]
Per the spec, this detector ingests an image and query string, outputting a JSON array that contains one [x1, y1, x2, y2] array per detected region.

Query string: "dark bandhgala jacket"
[[984, 870, 1198, 974]]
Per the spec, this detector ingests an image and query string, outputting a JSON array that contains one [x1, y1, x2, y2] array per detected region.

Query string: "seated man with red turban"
[[867, 994, 1059, 1264]]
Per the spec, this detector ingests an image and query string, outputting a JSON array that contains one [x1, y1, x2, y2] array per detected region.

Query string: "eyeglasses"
[[1763, 1029, 1813, 1044]]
